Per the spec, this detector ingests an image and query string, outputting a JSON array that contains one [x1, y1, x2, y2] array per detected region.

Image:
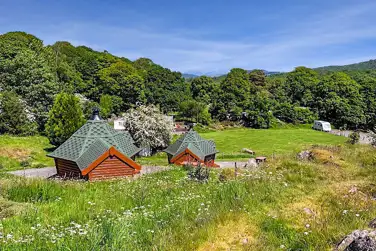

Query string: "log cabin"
[[47, 109, 142, 180], [164, 129, 219, 167]]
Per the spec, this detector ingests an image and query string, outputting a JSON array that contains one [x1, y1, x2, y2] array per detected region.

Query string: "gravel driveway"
[[329, 130, 372, 144], [8, 165, 170, 179], [8, 167, 57, 178], [8, 162, 247, 179]]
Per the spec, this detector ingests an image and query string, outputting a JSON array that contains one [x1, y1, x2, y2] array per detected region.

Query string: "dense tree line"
[[188, 66, 376, 130], [1, 31, 376, 141]]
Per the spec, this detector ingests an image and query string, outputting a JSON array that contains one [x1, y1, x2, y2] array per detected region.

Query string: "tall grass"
[[0, 144, 375, 250]]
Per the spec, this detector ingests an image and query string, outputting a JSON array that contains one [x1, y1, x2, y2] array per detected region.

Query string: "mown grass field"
[[203, 128, 346, 158], [0, 144, 375, 250]]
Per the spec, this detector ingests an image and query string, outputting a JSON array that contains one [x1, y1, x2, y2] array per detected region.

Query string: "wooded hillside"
[[1, 31, 376, 135]]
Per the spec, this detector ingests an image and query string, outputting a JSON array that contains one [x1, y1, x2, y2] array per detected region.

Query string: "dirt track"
[[8, 161, 246, 179], [329, 130, 372, 144]]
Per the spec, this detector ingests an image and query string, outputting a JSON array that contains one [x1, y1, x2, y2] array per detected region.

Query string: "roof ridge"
[[77, 122, 94, 159]]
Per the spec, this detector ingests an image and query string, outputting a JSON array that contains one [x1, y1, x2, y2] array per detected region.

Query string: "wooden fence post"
[[235, 162, 237, 179]]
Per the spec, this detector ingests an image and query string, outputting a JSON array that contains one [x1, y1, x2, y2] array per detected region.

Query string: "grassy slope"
[[0, 144, 375, 250], [0, 136, 54, 170]]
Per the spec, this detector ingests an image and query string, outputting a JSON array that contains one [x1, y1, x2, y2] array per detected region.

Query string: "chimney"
[[90, 107, 102, 121]]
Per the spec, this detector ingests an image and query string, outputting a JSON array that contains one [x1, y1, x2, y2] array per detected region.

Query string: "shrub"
[[187, 164, 210, 182], [219, 168, 236, 182], [20, 159, 31, 167], [347, 131, 360, 145]]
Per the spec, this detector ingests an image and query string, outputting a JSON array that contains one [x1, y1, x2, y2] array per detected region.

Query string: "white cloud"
[[3, 1, 376, 73]]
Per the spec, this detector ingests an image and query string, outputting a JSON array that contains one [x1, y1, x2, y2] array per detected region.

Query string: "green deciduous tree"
[[274, 103, 317, 124], [190, 76, 219, 104], [144, 65, 191, 113], [243, 91, 273, 128], [99, 94, 114, 119], [45, 93, 85, 146], [121, 74, 146, 109], [249, 69, 267, 87], [179, 100, 212, 125], [0, 91, 37, 135], [285, 67, 319, 106], [98, 94, 124, 118], [0, 32, 60, 131], [312, 72, 365, 129], [214, 68, 252, 120]]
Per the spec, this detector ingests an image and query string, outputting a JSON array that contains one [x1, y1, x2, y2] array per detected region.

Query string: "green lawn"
[[202, 128, 346, 158], [0, 128, 346, 170]]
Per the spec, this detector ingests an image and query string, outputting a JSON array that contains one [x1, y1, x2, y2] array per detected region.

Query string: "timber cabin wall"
[[55, 159, 82, 179], [87, 155, 137, 180], [174, 153, 200, 165], [172, 153, 218, 167], [204, 154, 218, 167]]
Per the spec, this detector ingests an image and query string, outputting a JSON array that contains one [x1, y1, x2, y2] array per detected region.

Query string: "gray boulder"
[[336, 230, 376, 251], [243, 158, 258, 170], [297, 150, 314, 161]]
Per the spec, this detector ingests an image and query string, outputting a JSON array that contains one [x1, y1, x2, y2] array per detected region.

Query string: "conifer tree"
[[45, 93, 85, 146]]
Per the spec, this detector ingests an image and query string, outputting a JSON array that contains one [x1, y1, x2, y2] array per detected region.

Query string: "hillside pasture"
[[0, 128, 346, 170], [202, 128, 346, 159], [0, 136, 54, 171], [0, 144, 375, 250]]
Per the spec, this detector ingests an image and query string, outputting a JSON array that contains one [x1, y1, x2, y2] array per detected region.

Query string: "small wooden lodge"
[[47, 109, 142, 180], [164, 129, 219, 167]]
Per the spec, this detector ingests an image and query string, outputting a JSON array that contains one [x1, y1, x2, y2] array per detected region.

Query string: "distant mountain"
[[315, 59, 376, 73], [183, 70, 280, 79], [182, 73, 199, 79], [182, 71, 225, 78], [263, 70, 282, 76], [184, 60, 376, 80]]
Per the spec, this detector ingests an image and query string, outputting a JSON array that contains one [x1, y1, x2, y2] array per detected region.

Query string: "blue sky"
[[1, 0, 376, 75]]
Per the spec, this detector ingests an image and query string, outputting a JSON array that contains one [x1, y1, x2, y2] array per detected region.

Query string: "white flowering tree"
[[122, 105, 173, 152]]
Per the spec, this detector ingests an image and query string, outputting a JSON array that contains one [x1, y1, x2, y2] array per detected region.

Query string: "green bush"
[[187, 164, 210, 182], [20, 159, 31, 167], [347, 131, 360, 145]]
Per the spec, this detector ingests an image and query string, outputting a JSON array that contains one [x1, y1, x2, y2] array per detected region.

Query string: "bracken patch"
[[0, 147, 31, 161]]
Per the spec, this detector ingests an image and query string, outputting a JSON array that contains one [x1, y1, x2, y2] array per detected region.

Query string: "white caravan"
[[312, 120, 331, 132]]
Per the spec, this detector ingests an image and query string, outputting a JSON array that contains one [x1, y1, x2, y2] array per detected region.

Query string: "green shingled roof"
[[47, 120, 141, 170], [164, 130, 217, 160]]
